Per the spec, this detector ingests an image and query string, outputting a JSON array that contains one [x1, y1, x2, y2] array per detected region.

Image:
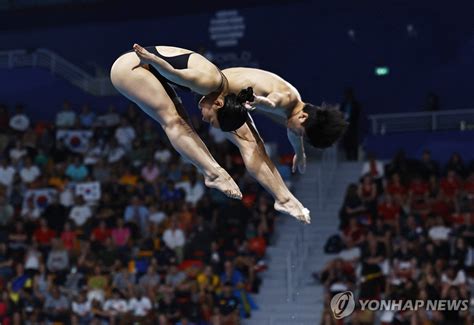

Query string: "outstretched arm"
[[287, 129, 306, 174], [133, 44, 220, 95], [223, 120, 310, 223], [245, 91, 295, 111]]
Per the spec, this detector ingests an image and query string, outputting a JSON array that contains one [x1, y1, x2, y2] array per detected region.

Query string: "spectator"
[[0, 158, 16, 191], [60, 221, 77, 251], [163, 217, 186, 263], [44, 286, 70, 323], [65, 156, 89, 182], [9, 139, 28, 165], [69, 196, 92, 228], [103, 288, 128, 324], [0, 194, 14, 228], [176, 171, 205, 206], [161, 179, 183, 202], [79, 104, 96, 128], [154, 141, 172, 164], [90, 220, 111, 249], [71, 290, 93, 325], [19, 156, 41, 185], [213, 282, 240, 325], [127, 288, 152, 323], [107, 138, 126, 164], [418, 149, 440, 179], [339, 184, 366, 229], [96, 104, 120, 128], [124, 196, 149, 237], [361, 153, 384, 182], [115, 117, 136, 151], [47, 239, 69, 282], [9, 104, 30, 132], [111, 218, 131, 248], [84, 138, 104, 165], [139, 265, 160, 291], [445, 152, 467, 178], [165, 262, 186, 288], [141, 160, 160, 184], [55, 101, 76, 128]]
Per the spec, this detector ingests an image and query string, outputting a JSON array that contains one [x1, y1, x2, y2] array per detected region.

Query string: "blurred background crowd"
[[0, 101, 282, 324], [317, 150, 474, 324]]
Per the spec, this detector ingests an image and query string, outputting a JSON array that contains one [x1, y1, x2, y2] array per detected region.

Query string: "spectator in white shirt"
[[176, 172, 204, 206], [96, 105, 120, 128], [107, 139, 126, 164], [103, 288, 128, 323], [163, 217, 185, 263], [46, 239, 69, 273], [153, 142, 172, 164], [361, 153, 384, 181], [19, 157, 41, 185], [9, 104, 30, 132], [21, 199, 41, 222], [72, 290, 92, 324], [69, 196, 92, 228], [128, 289, 152, 321], [428, 216, 451, 241], [84, 139, 105, 165], [55, 101, 77, 128], [9, 140, 28, 165], [0, 158, 16, 190], [114, 118, 136, 151], [149, 204, 166, 225], [59, 183, 75, 208]]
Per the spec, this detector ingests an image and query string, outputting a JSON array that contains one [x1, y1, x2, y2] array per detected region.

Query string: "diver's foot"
[[205, 169, 242, 200], [133, 43, 156, 65], [274, 199, 311, 224]]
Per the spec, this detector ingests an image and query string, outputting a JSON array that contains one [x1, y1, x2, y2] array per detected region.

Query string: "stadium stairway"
[[244, 161, 363, 325]]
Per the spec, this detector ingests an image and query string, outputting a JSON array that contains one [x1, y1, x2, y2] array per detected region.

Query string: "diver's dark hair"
[[217, 87, 254, 132], [302, 103, 348, 148]]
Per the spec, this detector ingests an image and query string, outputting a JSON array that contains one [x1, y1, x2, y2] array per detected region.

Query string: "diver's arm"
[[246, 91, 295, 111], [287, 129, 306, 174]]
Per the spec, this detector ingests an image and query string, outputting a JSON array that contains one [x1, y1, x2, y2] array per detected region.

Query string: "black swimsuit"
[[143, 46, 192, 99]]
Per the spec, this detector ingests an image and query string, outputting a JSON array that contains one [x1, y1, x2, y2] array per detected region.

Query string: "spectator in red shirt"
[[408, 175, 430, 216], [60, 222, 76, 251], [377, 194, 401, 234], [385, 173, 407, 206], [33, 218, 56, 253], [90, 221, 111, 250], [440, 170, 461, 200]]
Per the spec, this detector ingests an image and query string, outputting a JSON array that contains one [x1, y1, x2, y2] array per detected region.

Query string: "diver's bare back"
[[222, 67, 302, 120]]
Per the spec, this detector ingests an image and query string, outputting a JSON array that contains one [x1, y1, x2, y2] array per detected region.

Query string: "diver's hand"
[[292, 152, 307, 174], [251, 95, 276, 108]]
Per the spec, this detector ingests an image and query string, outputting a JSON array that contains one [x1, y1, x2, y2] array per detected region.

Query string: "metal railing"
[[0, 48, 116, 96], [369, 108, 474, 135]]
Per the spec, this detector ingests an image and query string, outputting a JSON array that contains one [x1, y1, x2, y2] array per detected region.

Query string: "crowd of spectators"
[[318, 149, 474, 325], [0, 101, 280, 324]]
